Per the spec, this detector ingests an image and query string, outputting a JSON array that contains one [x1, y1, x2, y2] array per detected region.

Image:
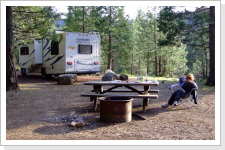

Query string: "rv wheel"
[[21, 68, 27, 76], [41, 68, 47, 78], [41, 68, 52, 79], [21, 72, 27, 76]]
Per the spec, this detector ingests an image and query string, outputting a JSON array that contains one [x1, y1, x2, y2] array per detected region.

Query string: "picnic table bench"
[[81, 81, 159, 112]]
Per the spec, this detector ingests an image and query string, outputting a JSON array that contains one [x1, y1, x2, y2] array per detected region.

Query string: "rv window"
[[51, 40, 59, 55], [78, 44, 92, 54], [20, 47, 29, 55]]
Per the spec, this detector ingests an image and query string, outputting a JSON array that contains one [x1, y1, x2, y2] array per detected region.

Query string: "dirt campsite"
[[6, 73, 215, 141]]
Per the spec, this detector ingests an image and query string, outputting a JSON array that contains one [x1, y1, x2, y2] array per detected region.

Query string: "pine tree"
[[6, 6, 20, 91]]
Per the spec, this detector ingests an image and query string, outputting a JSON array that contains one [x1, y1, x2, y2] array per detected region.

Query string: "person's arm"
[[180, 82, 186, 93], [190, 81, 198, 89]]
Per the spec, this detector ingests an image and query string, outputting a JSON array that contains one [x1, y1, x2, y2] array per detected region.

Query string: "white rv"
[[19, 32, 101, 77]]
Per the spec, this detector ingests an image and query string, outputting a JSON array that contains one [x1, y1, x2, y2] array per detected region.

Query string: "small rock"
[[69, 121, 77, 127], [119, 73, 128, 81]]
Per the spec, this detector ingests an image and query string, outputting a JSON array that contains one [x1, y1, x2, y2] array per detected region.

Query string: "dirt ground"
[[6, 72, 215, 141]]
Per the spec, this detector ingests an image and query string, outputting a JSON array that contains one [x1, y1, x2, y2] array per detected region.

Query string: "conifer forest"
[[6, 6, 215, 91]]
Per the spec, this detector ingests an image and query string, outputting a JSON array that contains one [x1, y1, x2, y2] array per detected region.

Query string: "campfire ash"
[[39, 111, 90, 127]]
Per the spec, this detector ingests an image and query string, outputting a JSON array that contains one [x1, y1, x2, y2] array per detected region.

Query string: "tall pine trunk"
[[6, 6, 20, 91], [153, 12, 158, 77], [107, 6, 112, 70], [205, 6, 215, 86], [82, 6, 85, 33]]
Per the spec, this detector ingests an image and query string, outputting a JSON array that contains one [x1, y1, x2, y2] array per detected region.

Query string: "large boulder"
[[57, 74, 77, 85], [102, 72, 119, 81], [102, 70, 119, 81]]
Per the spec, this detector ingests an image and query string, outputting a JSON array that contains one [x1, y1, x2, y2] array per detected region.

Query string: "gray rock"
[[57, 74, 77, 85], [102, 72, 119, 81], [119, 73, 128, 81]]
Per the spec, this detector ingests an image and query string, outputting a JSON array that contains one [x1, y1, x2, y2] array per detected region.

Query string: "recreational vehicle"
[[19, 32, 101, 77]]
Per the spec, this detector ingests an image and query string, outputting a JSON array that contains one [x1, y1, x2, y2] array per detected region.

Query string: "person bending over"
[[161, 74, 198, 108]]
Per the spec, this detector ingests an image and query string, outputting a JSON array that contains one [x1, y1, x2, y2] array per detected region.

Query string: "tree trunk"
[[153, 12, 158, 77], [159, 56, 162, 76], [107, 6, 112, 70], [82, 6, 85, 33], [6, 6, 20, 91], [146, 50, 150, 75], [130, 50, 134, 75], [204, 48, 208, 78], [205, 6, 215, 86]]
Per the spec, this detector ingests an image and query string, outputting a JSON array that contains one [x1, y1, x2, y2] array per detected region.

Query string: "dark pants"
[[168, 89, 185, 105]]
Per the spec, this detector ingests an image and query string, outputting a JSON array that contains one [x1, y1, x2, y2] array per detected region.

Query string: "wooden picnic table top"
[[83, 81, 159, 86]]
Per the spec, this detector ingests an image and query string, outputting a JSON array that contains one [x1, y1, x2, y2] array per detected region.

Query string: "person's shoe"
[[173, 101, 178, 106], [161, 103, 169, 108]]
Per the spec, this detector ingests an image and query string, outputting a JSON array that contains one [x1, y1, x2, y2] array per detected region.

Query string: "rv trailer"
[[19, 32, 101, 77]]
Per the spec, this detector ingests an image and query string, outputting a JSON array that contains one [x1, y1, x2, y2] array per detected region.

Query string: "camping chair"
[[168, 77, 198, 109]]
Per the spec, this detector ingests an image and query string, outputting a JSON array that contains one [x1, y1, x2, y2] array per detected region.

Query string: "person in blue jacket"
[[161, 73, 198, 108]]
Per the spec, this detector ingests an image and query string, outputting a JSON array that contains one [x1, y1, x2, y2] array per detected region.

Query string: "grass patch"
[[200, 85, 215, 92], [150, 77, 178, 82], [128, 75, 178, 82], [197, 79, 215, 92]]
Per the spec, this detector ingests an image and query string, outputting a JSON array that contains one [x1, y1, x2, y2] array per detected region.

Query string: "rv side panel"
[[19, 44, 35, 75], [42, 34, 66, 75]]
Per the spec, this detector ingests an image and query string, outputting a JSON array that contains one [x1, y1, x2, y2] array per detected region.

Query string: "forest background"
[[12, 5, 212, 78], [4, 0, 219, 91]]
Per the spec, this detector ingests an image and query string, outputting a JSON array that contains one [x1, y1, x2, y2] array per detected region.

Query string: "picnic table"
[[81, 80, 159, 112]]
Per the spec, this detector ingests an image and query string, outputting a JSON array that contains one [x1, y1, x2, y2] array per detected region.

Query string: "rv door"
[[34, 40, 43, 64]]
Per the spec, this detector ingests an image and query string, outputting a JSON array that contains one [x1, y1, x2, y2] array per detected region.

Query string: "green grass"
[[150, 77, 178, 82], [128, 75, 178, 82], [197, 79, 215, 92], [129, 75, 215, 92], [15, 64, 20, 70]]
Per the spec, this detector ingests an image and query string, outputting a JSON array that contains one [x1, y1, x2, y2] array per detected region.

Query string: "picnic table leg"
[[143, 86, 150, 112], [143, 85, 150, 94], [93, 97, 98, 111], [143, 98, 147, 112], [143, 98, 148, 112], [90, 97, 94, 102], [146, 98, 149, 106], [93, 85, 103, 93], [92, 85, 103, 111]]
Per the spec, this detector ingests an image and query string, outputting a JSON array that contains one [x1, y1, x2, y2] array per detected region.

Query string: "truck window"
[[51, 40, 59, 55], [20, 47, 29, 55], [78, 44, 92, 54]]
